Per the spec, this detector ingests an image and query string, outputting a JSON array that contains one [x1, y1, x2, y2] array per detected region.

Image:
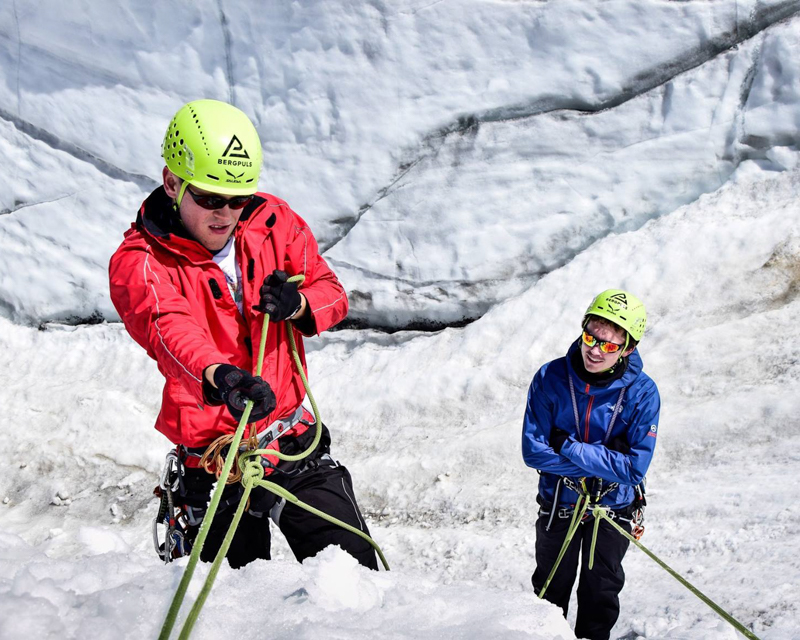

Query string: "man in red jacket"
[[109, 99, 377, 570]]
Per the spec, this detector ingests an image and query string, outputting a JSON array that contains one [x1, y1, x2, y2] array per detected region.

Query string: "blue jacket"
[[522, 340, 660, 510]]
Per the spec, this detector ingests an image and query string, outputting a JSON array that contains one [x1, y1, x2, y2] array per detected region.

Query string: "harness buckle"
[[255, 405, 307, 450], [562, 476, 619, 504]]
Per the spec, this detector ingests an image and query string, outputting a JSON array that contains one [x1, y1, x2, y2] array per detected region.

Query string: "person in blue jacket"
[[522, 289, 660, 640]]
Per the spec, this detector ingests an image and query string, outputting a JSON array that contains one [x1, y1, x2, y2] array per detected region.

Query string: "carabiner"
[[159, 450, 183, 493]]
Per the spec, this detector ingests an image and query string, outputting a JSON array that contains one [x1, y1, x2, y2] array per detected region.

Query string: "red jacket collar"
[[134, 186, 273, 263]]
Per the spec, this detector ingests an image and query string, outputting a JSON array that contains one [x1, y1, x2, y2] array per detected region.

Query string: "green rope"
[[177, 464, 262, 640], [158, 287, 277, 640], [537, 483, 761, 640], [159, 275, 389, 640], [537, 493, 589, 599], [157, 401, 254, 640], [593, 508, 762, 640], [588, 505, 602, 570], [238, 319, 322, 466], [254, 477, 390, 571]]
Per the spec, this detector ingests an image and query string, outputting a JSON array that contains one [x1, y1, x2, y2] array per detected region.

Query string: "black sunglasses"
[[186, 187, 254, 211]]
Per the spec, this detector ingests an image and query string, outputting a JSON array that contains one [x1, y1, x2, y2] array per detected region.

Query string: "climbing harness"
[[158, 275, 389, 640], [177, 404, 304, 471], [563, 475, 619, 505], [190, 405, 309, 489], [537, 479, 761, 640], [256, 404, 306, 448], [540, 476, 627, 530]]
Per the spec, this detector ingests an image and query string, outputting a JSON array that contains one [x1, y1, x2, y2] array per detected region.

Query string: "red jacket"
[[108, 187, 347, 448]]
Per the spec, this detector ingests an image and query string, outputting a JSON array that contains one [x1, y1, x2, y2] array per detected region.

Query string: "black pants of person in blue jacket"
[[532, 512, 631, 640]]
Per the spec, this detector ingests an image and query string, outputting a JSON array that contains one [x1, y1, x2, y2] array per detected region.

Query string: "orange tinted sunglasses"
[[581, 330, 624, 354]]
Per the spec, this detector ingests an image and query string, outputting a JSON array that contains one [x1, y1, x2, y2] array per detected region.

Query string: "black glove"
[[549, 427, 571, 454], [607, 434, 630, 454], [213, 364, 276, 422], [254, 270, 302, 321]]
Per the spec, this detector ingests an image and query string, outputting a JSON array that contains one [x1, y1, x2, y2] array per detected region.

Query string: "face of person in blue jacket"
[[581, 317, 636, 374], [163, 169, 246, 252]]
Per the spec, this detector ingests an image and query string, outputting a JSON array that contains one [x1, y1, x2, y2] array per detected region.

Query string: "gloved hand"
[[549, 427, 571, 454], [254, 270, 302, 321], [607, 434, 630, 454], [213, 364, 276, 422]]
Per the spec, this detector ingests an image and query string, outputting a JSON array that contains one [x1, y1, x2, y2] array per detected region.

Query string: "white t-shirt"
[[212, 237, 243, 314]]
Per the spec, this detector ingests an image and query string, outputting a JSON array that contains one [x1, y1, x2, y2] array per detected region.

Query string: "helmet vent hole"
[[205, 174, 220, 181]]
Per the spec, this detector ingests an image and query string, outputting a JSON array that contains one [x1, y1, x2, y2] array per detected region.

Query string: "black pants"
[[181, 450, 378, 571], [531, 513, 631, 640]]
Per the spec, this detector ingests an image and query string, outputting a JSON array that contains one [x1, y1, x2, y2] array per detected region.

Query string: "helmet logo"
[[218, 134, 254, 169], [222, 135, 250, 159], [225, 169, 245, 182], [608, 293, 628, 309]]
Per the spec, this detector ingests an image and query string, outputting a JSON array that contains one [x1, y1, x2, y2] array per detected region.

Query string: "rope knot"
[[240, 459, 265, 487]]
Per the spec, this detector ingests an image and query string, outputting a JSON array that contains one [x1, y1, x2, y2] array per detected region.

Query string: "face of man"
[[580, 317, 634, 374], [162, 168, 245, 252]]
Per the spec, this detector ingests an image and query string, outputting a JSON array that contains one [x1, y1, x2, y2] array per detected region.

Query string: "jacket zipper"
[[584, 383, 594, 441]]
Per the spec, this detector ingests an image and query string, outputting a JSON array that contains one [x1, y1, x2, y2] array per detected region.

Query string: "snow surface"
[[2, 1, 800, 639]]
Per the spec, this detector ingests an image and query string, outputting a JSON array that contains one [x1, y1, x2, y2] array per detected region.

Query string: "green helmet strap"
[[175, 180, 190, 208]]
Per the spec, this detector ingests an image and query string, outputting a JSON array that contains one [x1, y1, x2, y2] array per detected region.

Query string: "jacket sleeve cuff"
[[202, 373, 224, 405], [290, 306, 318, 336], [301, 288, 347, 334]]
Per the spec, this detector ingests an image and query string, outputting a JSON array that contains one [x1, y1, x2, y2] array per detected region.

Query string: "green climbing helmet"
[[584, 289, 647, 342], [162, 99, 262, 203]]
